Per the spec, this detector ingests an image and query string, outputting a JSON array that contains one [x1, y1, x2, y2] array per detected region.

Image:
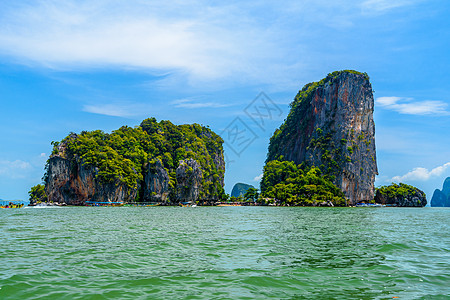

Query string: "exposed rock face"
[[143, 159, 169, 202], [431, 177, 450, 207], [46, 154, 137, 205], [375, 188, 427, 207], [267, 71, 378, 204], [176, 158, 202, 202], [231, 183, 255, 198]]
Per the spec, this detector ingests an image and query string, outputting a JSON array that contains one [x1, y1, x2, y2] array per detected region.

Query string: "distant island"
[[260, 70, 377, 206], [431, 177, 450, 207], [375, 183, 426, 207], [29, 71, 426, 207], [30, 118, 226, 206], [231, 183, 255, 198]]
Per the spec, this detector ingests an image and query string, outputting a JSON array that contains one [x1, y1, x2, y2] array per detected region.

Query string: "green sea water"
[[0, 207, 448, 299]]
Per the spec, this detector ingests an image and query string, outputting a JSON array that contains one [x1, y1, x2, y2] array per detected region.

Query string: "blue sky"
[[0, 0, 449, 202]]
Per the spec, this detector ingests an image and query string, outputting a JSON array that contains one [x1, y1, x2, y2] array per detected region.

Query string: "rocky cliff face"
[[267, 71, 377, 204], [143, 159, 169, 202], [46, 152, 137, 205], [44, 119, 225, 205], [175, 158, 202, 202], [431, 177, 450, 207], [375, 188, 427, 207]]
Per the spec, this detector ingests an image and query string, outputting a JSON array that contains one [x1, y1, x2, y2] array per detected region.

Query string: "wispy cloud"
[[376, 96, 449, 115], [392, 162, 450, 182], [361, 0, 420, 12], [0, 160, 32, 179], [253, 173, 263, 182], [83, 104, 136, 117], [171, 99, 228, 109]]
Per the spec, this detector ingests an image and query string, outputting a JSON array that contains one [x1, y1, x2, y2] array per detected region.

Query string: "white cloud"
[[0, 160, 32, 179], [0, 1, 282, 83], [82, 104, 136, 117], [392, 162, 450, 182], [253, 173, 263, 182], [171, 99, 228, 109], [376, 96, 449, 115]]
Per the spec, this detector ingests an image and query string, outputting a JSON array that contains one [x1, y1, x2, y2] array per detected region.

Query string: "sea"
[[1, 206, 448, 299]]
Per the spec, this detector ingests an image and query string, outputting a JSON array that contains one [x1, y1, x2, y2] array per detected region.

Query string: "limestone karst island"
[[29, 70, 426, 207]]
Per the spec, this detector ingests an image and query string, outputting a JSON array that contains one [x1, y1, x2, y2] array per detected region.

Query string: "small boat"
[[355, 203, 384, 207], [85, 201, 124, 207], [179, 201, 197, 207], [0, 201, 24, 209]]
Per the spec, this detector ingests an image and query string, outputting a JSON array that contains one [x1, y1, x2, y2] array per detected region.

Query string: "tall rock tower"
[[266, 70, 378, 204]]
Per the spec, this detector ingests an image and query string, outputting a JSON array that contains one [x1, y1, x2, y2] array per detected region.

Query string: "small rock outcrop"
[[266, 70, 378, 204], [375, 183, 427, 207], [231, 183, 255, 198], [431, 177, 450, 207]]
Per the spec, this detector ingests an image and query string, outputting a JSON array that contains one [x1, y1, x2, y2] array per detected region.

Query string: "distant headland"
[[431, 177, 450, 207]]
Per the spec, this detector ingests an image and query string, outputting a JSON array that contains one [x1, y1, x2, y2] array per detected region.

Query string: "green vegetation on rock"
[[376, 183, 419, 199], [260, 160, 346, 206]]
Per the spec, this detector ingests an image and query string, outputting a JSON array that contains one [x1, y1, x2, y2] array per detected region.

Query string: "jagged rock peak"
[[266, 70, 378, 204], [431, 177, 450, 207]]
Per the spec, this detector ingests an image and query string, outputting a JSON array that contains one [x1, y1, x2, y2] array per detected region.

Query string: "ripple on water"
[[0, 206, 449, 299]]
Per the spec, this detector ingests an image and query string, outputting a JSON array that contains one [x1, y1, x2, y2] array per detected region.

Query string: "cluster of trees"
[[28, 184, 47, 204], [376, 183, 419, 198], [260, 160, 346, 206], [46, 118, 226, 201]]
